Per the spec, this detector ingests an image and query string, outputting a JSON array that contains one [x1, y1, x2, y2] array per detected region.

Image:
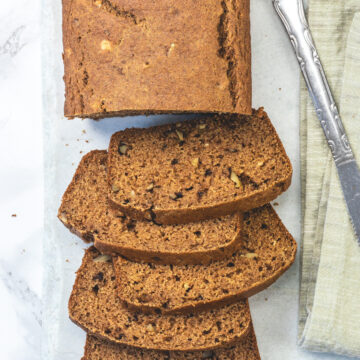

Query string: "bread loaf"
[[58, 150, 244, 264], [69, 247, 251, 351], [108, 108, 292, 224], [82, 323, 260, 360], [63, 0, 251, 118], [114, 205, 297, 314]]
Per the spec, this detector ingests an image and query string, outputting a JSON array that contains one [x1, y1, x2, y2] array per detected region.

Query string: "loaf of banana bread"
[[62, 0, 251, 118]]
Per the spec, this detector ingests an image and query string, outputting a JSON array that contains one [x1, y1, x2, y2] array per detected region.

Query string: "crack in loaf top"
[[62, 0, 251, 118], [107, 109, 292, 224]]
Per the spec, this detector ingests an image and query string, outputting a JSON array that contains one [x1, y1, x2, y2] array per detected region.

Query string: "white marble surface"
[[0, 0, 349, 359], [0, 0, 42, 359]]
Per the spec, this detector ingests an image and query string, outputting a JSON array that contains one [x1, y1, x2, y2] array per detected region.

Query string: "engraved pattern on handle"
[[273, 0, 354, 165]]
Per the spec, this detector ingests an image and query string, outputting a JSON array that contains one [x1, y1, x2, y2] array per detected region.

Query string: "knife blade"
[[273, 0, 360, 244]]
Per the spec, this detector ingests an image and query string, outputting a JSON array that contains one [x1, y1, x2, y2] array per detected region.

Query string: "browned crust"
[[109, 177, 291, 225], [113, 206, 297, 315], [117, 249, 296, 315], [62, 0, 80, 118], [62, 0, 251, 119], [58, 217, 95, 243], [107, 108, 293, 225], [94, 212, 244, 265], [227, 0, 251, 115], [240, 0, 252, 114], [66, 109, 253, 120], [251, 325, 261, 360], [68, 248, 252, 352]]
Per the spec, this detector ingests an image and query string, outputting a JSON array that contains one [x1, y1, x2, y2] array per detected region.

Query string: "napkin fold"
[[299, 1, 360, 357]]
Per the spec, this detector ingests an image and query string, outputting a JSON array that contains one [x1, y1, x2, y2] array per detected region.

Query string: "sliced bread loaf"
[[82, 323, 260, 360], [58, 151, 244, 264], [69, 247, 251, 351], [113, 204, 297, 314], [107, 108, 292, 224]]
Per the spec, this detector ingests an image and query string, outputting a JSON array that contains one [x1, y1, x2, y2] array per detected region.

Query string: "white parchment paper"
[[41, 0, 342, 359]]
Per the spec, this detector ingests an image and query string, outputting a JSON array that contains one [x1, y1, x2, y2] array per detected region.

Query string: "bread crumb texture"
[[114, 204, 297, 314], [58, 150, 244, 265], [69, 247, 251, 351], [107, 108, 292, 224], [82, 322, 260, 359]]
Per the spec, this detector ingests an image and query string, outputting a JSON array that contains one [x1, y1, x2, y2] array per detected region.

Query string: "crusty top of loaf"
[[62, 0, 251, 118], [107, 108, 292, 224], [114, 204, 297, 313], [58, 150, 244, 265], [69, 247, 251, 351], [82, 323, 260, 360]]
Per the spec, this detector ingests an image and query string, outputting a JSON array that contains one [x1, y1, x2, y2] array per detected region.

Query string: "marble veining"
[[0, 260, 42, 326], [0, 26, 26, 57], [0, 1, 42, 359]]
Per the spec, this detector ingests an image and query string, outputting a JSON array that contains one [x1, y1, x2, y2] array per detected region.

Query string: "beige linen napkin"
[[299, 1, 360, 356]]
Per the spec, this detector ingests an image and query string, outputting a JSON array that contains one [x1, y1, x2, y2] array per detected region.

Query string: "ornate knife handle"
[[273, 0, 354, 165]]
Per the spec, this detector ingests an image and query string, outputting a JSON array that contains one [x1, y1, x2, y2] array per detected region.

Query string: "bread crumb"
[[82, 129, 86, 134], [273, 202, 279, 206], [11, 214, 17, 217], [65, 144, 69, 146], [80, 151, 83, 154], [66, 259, 70, 263]]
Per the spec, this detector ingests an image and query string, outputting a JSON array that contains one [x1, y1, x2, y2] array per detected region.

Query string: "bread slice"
[[63, 0, 251, 119], [82, 323, 260, 359], [69, 247, 251, 351], [58, 151, 244, 265], [113, 205, 297, 314], [107, 108, 292, 224]]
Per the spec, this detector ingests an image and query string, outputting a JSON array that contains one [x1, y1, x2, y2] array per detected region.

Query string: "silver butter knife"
[[273, 0, 360, 245]]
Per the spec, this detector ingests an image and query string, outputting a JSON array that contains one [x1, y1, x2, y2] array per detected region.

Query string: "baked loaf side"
[[108, 108, 292, 224], [114, 205, 297, 314], [82, 323, 260, 360], [58, 151, 244, 265], [69, 247, 251, 351], [63, 0, 251, 119]]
